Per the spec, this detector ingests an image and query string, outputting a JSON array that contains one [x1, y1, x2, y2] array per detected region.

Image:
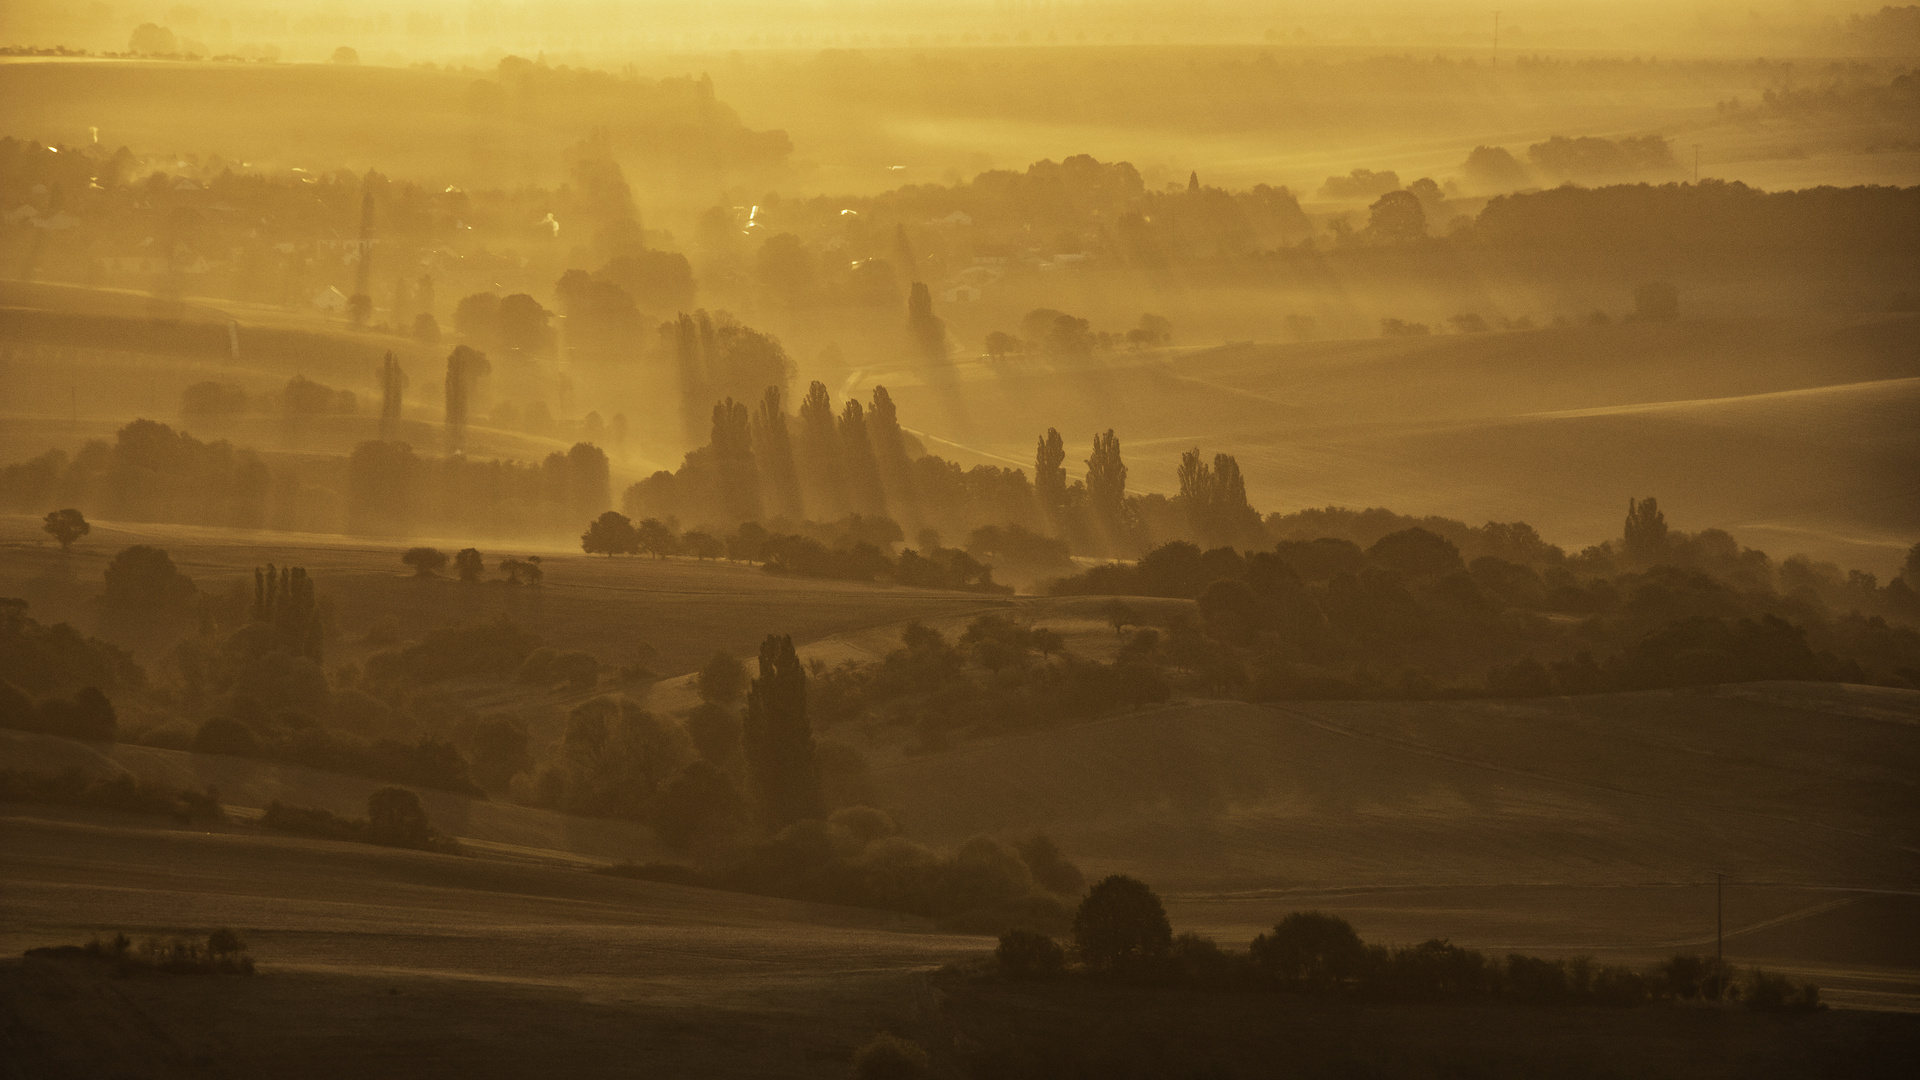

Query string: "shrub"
[[851, 1033, 929, 1080], [1072, 874, 1173, 977], [996, 928, 1067, 979], [1745, 967, 1824, 1012]]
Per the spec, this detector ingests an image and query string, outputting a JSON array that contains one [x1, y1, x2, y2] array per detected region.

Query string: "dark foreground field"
[[4, 811, 1916, 1080]]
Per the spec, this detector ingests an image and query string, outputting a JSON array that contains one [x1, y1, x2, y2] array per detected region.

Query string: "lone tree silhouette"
[[1034, 429, 1067, 537], [42, 508, 89, 551], [1250, 910, 1367, 991], [402, 547, 448, 577], [1072, 874, 1172, 977], [454, 548, 485, 583], [742, 634, 822, 830], [581, 511, 638, 556]]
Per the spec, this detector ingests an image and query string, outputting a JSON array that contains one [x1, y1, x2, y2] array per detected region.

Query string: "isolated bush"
[[851, 1033, 929, 1080], [1072, 874, 1173, 977]]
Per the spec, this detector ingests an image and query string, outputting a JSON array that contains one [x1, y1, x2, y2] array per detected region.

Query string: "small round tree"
[[42, 508, 90, 551], [1072, 874, 1172, 977], [402, 547, 448, 577], [1250, 910, 1366, 991], [581, 511, 638, 556], [367, 786, 431, 844], [454, 547, 485, 583]]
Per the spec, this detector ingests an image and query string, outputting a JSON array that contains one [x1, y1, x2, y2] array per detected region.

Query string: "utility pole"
[[1694, 144, 1701, 183], [1493, 11, 1501, 64]]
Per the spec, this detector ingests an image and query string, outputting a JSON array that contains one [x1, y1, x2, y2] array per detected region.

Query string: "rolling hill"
[[868, 314, 1920, 576], [871, 681, 1920, 1009]]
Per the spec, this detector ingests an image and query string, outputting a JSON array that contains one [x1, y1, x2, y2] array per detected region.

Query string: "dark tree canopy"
[[99, 545, 196, 612], [1071, 873, 1172, 976], [42, 508, 88, 551], [402, 547, 449, 576], [1251, 910, 1367, 990], [741, 634, 822, 830]]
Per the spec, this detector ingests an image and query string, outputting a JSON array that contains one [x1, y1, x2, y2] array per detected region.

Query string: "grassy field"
[[0, 514, 1009, 681], [0, 811, 972, 1079]]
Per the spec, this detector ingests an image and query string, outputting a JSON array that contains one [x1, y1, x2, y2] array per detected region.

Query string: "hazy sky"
[[2, 1, 1902, 61]]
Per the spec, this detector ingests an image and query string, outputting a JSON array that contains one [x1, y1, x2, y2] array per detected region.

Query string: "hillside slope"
[[873, 682, 1920, 893]]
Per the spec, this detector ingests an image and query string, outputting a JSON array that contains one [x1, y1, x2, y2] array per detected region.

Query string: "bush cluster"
[[26, 929, 254, 976], [261, 786, 462, 855], [1046, 518, 1920, 700], [808, 617, 1168, 748], [605, 808, 1085, 934]]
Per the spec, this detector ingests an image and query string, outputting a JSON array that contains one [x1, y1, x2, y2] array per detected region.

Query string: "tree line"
[[994, 875, 1823, 1012]]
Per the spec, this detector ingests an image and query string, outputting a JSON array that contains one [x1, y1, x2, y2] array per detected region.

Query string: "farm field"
[[0, 811, 973, 1080], [0, 514, 1008, 681]]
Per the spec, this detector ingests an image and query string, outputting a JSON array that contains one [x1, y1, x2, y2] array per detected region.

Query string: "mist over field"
[[2, 2, 1917, 1077]]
